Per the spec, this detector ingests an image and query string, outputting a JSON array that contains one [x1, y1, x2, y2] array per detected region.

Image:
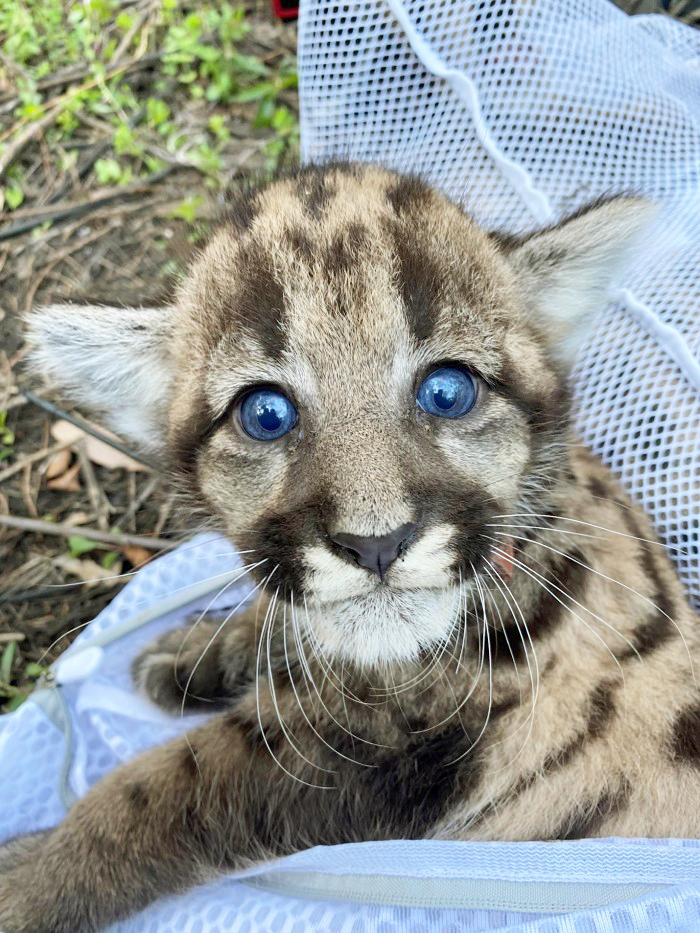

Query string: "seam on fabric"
[[243, 872, 663, 911], [27, 689, 77, 810], [382, 0, 553, 222], [614, 288, 700, 393]]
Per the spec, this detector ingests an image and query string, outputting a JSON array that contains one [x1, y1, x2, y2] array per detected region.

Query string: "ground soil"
[[0, 7, 297, 710]]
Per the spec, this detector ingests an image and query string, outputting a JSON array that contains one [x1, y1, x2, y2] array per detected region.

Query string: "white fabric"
[[299, 0, 700, 609], [3, 535, 700, 931], [3, 2, 700, 929]]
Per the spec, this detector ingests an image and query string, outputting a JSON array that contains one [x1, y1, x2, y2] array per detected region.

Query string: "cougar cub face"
[[28, 163, 650, 667]]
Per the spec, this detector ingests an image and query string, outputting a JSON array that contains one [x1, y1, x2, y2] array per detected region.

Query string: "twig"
[[0, 50, 161, 148], [109, 8, 150, 65], [0, 440, 75, 485], [117, 473, 160, 529], [0, 168, 174, 241], [0, 104, 65, 181], [21, 391, 160, 471], [0, 514, 177, 551], [0, 587, 86, 606], [0, 632, 26, 643], [76, 443, 112, 531], [46, 106, 146, 206], [0, 52, 164, 108], [23, 223, 119, 314]]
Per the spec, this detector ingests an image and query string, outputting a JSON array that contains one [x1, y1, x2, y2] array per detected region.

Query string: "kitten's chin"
[[304, 586, 463, 669]]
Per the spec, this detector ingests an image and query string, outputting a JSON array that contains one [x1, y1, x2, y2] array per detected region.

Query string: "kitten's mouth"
[[302, 585, 464, 667]]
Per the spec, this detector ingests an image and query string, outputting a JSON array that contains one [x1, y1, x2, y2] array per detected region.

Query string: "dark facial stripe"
[[385, 217, 439, 341], [241, 497, 332, 596], [552, 779, 630, 840], [493, 547, 591, 663], [170, 393, 218, 478], [323, 222, 371, 317], [296, 173, 336, 221], [671, 701, 700, 764], [230, 243, 287, 361], [615, 505, 675, 659]]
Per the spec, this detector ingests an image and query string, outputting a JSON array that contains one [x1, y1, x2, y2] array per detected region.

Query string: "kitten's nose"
[[329, 522, 418, 581]]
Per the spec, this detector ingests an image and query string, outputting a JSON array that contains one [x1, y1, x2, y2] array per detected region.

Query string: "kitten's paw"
[[132, 621, 225, 713], [132, 617, 252, 714]]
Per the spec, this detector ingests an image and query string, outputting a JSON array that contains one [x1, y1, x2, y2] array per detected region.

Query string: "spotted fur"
[[4, 163, 700, 933]]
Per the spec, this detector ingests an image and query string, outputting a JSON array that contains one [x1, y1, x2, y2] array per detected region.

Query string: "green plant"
[[0, 0, 299, 215], [0, 641, 49, 712], [0, 411, 15, 462]]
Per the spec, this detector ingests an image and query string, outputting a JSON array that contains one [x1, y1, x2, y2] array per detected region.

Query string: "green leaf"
[[24, 662, 48, 680], [271, 105, 294, 131], [101, 550, 120, 570], [169, 195, 204, 224], [5, 693, 27, 712], [4, 185, 25, 210], [207, 114, 228, 141], [234, 81, 275, 103], [113, 123, 141, 156], [0, 641, 16, 685], [115, 11, 134, 31], [68, 535, 97, 558], [146, 97, 171, 127], [94, 157, 127, 185]]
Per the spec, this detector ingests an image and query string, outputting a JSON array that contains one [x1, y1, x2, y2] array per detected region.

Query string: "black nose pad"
[[329, 522, 418, 581]]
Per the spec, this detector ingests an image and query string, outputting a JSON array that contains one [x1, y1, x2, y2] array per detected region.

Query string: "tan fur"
[[3, 164, 698, 932]]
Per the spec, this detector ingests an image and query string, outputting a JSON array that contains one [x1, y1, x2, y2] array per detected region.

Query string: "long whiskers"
[[488, 513, 691, 558], [487, 540, 633, 686], [263, 594, 335, 776], [481, 561, 540, 770], [292, 595, 395, 750], [489, 529, 696, 685], [178, 563, 270, 719]]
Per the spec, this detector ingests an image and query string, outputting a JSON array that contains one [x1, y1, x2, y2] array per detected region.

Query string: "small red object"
[[272, 0, 298, 19], [492, 538, 515, 582]]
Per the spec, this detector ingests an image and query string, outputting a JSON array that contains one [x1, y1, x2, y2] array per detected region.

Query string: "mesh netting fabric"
[[2, 2, 700, 930], [299, 0, 700, 609]]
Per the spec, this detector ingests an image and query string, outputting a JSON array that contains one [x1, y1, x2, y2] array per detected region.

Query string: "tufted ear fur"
[[503, 198, 656, 370], [25, 304, 175, 453]]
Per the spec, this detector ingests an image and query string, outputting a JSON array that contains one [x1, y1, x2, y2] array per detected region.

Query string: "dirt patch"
[[0, 5, 297, 710]]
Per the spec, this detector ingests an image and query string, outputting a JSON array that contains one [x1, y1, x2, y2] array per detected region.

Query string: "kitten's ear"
[[25, 304, 175, 453], [502, 198, 655, 369]]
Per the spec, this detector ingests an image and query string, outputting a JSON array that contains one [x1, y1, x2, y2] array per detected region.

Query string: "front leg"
[[132, 596, 268, 713], [0, 668, 372, 933], [0, 707, 327, 933]]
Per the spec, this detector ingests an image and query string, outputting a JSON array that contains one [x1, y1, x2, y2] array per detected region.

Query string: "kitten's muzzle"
[[328, 522, 418, 581]]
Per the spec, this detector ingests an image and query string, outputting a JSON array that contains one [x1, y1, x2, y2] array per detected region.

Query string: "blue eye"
[[239, 388, 298, 441], [416, 367, 477, 419]]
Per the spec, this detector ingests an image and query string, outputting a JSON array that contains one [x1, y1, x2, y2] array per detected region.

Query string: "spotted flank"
[[8, 163, 700, 933]]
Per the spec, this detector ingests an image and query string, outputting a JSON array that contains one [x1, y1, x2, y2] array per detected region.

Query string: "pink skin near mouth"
[[492, 537, 515, 581]]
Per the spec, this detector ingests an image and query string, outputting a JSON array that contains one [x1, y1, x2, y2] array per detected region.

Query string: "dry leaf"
[[50, 420, 146, 472], [63, 511, 93, 526], [122, 545, 152, 568], [47, 461, 82, 492], [53, 556, 123, 586], [44, 448, 72, 480]]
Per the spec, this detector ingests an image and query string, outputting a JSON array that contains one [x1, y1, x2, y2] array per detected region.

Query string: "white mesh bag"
[[2, 2, 700, 931], [299, 0, 700, 609]]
